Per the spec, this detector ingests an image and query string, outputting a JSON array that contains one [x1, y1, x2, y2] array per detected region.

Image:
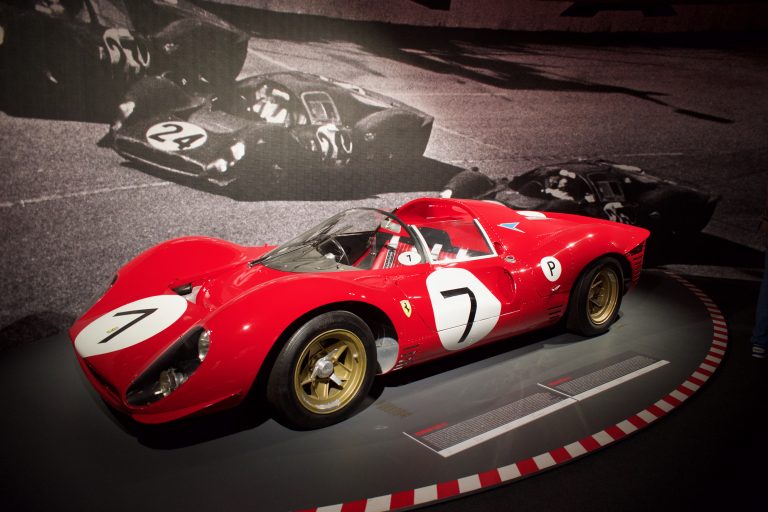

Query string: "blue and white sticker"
[[146, 121, 207, 152], [426, 268, 501, 351], [499, 222, 525, 233], [540, 256, 562, 282], [74, 295, 187, 358]]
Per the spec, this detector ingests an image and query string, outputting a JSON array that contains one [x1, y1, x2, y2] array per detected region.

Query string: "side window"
[[301, 92, 340, 124], [544, 172, 588, 201], [244, 84, 293, 126], [416, 220, 494, 263], [34, 0, 89, 21], [596, 180, 625, 202]]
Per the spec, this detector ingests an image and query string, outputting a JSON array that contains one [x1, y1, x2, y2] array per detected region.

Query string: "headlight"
[[111, 101, 136, 131], [206, 158, 228, 174], [163, 42, 180, 55], [118, 101, 135, 120], [197, 330, 210, 361], [230, 142, 246, 161], [156, 368, 187, 397], [125, 328, 211, 406]]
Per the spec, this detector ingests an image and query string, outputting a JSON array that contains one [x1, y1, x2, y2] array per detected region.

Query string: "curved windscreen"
[[254, 208, 426, 273]]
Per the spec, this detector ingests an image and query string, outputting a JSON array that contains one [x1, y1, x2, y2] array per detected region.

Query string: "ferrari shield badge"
[[400, 300, 413, 318]]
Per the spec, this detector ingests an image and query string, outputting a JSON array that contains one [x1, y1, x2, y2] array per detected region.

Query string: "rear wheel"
[[567, 258, 623, 336], [266, 311, 376, 429]]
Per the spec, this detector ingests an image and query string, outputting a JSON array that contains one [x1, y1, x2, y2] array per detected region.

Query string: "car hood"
[[186, 108, 253, 134], [69, 238, 277, 396], [113, 108, 266, 166]]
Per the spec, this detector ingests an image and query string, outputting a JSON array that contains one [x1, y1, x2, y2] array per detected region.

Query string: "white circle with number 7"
[[74, 295, 188, 358], [146, 121, 208, 151], [426, 268, 501, 351]]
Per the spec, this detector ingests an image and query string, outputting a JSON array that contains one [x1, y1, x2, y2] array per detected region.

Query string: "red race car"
[[69, 198, 649, 429]]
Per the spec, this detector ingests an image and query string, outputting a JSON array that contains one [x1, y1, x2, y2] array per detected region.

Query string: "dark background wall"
[[212, 0, 768, 31]]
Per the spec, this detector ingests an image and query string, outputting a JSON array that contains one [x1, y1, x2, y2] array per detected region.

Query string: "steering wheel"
[[317, 236, 350, 265]]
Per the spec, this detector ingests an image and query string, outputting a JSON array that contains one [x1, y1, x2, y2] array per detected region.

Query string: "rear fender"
[[565, 225, 648, 291]]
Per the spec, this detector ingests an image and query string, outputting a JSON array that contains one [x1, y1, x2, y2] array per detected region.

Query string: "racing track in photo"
[[1, 23, 766, 347], [0, 9, 767, 511]]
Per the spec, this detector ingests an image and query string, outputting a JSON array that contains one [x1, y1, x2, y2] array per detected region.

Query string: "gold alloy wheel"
[[293, 329, 367, 415], [587, 267, 620, 326]]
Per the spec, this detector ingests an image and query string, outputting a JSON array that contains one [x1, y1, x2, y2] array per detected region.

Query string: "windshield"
[[90, 0, 133, 28], [217, 81, 309, 125], [255, 208, 426, 273]]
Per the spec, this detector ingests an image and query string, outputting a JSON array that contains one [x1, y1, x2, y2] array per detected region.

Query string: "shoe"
[[753, 345, 767, 359]]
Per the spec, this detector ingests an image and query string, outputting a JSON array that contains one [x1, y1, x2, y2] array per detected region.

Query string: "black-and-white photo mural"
[[1, 1, 766, 511]]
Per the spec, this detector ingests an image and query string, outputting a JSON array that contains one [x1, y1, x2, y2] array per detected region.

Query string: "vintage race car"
[[69, 198, 649, 429], [442, 160, 719, 236], [0, 0, 247, 111], [108, 71, 434, 186]]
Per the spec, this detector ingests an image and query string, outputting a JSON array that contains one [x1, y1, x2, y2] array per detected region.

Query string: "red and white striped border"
[[298, 273, 727, 512]]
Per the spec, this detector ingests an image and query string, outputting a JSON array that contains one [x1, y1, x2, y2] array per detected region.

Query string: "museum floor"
[[0, 271, 764, 511], [427, 273, 766, 512]]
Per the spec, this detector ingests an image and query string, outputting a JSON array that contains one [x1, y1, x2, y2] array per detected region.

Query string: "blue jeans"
[[753, 250, 768, 348]]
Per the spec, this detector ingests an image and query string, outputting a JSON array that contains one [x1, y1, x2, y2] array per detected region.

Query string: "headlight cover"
[[126, 328, 211, 406], [111, 101, 136, 131], [206, 158, 228, 174]]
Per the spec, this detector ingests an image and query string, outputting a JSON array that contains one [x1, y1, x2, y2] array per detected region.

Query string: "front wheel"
[[567, 258, 623, 336], [266, 311, 376, 429]]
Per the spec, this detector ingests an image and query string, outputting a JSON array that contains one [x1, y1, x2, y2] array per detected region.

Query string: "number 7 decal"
[[440, 288, 476, 344], [74, 295, 187, 358], [98, 308, 157, 345], [426, 268, 501, 351]]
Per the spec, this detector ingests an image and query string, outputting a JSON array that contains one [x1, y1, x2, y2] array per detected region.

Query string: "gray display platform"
[[0, 271, 724, 512]]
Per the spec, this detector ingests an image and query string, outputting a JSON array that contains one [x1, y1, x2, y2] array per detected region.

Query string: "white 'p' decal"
[[540, 256, 562, 282]]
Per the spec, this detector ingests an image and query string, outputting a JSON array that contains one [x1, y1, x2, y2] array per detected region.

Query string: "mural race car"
[[69, 198, 649, 429], [442, 160, 719, 236], [0, 0, 248, 113], [108, 71, 434, 187]]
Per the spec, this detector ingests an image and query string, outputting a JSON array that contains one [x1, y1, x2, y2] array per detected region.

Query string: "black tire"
[[567, 257, 624, 336], [266, 311, 376, 429]]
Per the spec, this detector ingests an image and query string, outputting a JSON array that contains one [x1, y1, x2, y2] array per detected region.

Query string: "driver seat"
[[370, 236, 413, 269]]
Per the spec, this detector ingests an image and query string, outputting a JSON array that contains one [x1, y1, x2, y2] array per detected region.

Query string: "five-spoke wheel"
[[267, 311, 375, 429], [568, 257, 624, 336], [293, 328, 367, 414]]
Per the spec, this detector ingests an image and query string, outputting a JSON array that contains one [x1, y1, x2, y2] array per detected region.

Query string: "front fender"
[[202, 273, 418, 393], [118, 236, 251, 293], [354, 108, 433, 158]]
